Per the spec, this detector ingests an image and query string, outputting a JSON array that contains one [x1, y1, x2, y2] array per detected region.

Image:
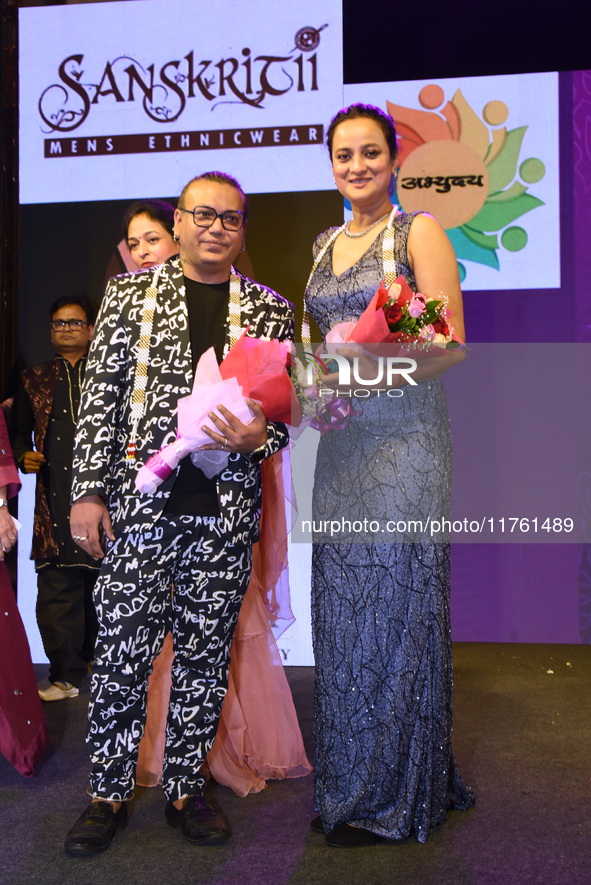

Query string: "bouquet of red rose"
[[325, 274, 464, 355], [381, 276, 463, 349], [219, 332, 300, 424]]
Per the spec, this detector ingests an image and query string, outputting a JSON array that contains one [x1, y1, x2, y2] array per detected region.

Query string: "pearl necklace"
[[343, 211, 391, 238]]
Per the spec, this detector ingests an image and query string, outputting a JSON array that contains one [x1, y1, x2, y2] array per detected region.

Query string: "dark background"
[[342, 0, 589, 84]]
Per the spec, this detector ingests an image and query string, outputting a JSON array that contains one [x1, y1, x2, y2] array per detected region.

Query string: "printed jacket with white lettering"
[[71, 258, 294, 543]]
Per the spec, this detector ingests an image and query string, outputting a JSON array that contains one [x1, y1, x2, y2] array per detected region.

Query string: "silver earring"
[[389, 169, 399, 197], [241, 242, 246, 252], [173, 233, 179, 242]]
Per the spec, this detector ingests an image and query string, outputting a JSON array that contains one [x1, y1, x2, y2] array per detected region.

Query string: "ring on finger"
[[222, 437, 228, 450], [73, 535, 88, 542]]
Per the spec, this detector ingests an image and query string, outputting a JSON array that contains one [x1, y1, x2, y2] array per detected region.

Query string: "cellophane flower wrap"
[[288, 352, 361, 437], [135, 330, 298, 494], [288, 353, 325, 421]]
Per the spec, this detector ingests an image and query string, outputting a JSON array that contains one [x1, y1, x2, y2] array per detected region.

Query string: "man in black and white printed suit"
[[64, 172, 294, 855]]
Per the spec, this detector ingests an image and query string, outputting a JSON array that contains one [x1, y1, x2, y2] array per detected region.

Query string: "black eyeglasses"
[[51, 319, 88, 330], [179, 206, 245, 231]]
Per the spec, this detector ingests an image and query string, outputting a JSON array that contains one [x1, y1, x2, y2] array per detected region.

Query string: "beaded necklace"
[[126, 263, 242, 461]]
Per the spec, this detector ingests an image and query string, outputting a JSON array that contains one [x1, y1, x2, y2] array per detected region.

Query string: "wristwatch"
[[0, 497, 8, 508]]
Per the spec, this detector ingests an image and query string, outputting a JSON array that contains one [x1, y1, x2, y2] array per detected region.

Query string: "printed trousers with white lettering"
[[86, 515, 252, 802]]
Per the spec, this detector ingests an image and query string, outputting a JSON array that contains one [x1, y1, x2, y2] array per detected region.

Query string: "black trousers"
[[36, 565, 99, 687], [86, 515, 252, 802]]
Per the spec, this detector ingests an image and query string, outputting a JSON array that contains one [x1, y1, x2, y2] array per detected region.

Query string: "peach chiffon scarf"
[[136, 451, 312, 796]]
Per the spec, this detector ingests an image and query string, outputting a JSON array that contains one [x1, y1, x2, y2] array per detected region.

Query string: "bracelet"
[[247, 441, 268, 465]]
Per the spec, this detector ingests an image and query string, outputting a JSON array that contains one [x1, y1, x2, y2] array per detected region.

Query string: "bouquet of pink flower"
[[325, 274, 464, 355], [380, 276, 463, 349], [135, 331, 297, 494]]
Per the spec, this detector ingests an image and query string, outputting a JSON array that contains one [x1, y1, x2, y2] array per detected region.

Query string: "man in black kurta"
[[11, 295, 99, 701]]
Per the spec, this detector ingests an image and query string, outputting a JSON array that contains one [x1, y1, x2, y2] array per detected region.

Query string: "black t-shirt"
[[164, 277, 230, 516]]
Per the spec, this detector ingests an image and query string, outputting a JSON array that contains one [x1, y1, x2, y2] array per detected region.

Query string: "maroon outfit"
[[0, 410, 48, 776]]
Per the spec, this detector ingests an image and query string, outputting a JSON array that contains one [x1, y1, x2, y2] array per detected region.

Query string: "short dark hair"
[[50, 294, 96, 326], [122, 199, 176, 243], [326, 104, 399, 162], [178, 171, 249, 222]]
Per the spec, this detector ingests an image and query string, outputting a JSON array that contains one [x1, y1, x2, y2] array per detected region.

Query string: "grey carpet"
[[1, 644, 590, 885]]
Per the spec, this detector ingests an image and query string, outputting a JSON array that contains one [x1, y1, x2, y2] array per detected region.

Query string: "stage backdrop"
[[15, 0, 591, 663]]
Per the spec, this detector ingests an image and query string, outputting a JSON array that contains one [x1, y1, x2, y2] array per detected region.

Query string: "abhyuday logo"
[[388, 84, 546, 283], [345, 73, 559, 291]]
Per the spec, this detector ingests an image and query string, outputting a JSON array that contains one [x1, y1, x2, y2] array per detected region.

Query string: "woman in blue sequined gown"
[[305, 105, 475, 846]]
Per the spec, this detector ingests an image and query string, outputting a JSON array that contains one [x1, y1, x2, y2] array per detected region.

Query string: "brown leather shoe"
[[165, 796, 230, 845], [64, 801, 128, 856]]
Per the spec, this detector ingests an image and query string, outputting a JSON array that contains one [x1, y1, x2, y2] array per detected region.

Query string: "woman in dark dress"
[[305, 104, 474, 846]]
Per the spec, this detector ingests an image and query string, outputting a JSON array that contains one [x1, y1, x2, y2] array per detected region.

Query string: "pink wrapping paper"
[[220, 331, 299, 425], [135, 335, 297, 493], [135, 347, 255, 491]]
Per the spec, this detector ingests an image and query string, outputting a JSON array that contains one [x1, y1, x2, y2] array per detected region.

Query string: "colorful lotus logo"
[[387, 84, 546, 281]]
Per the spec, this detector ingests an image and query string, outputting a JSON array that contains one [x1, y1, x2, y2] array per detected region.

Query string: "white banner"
[[19, 0, 343, 203]]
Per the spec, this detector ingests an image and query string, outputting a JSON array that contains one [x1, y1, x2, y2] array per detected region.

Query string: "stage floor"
[[1, 643, 590, 885]]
